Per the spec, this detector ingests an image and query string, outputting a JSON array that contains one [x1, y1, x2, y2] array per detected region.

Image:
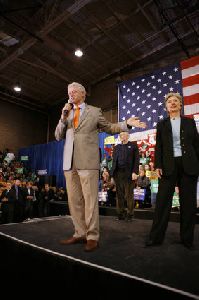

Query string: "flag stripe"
[[182, 74, 199, 88], [183, 94, 199, 105], [183, 84, 199, 97], [181, 56, 199, 70], [184, 103, 199, 116], [182, 56, 199, 118], [181, 65, 199, 79]]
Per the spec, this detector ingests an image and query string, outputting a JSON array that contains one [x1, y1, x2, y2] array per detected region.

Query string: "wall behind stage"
[[0, 100, 48, 154]]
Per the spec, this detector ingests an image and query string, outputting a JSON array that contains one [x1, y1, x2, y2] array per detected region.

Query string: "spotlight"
[[13, 84, 21, 92], [75, 48, 83, 57]]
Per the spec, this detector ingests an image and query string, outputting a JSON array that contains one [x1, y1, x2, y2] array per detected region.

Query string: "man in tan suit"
[[55, 82, 146, 251]]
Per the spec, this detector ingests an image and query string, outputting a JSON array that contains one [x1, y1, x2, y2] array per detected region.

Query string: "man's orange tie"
[[73, 106, 80, 129]]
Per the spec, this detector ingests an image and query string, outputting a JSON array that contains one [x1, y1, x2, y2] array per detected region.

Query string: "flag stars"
[[119, 64, 182, 129]]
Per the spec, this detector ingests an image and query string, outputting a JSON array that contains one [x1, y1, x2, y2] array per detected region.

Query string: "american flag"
[[118, 56, 199, 139], [181, 56, 199, 118]]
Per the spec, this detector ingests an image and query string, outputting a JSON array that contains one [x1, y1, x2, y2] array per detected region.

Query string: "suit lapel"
[[164, 117, 172, 133], [75, 104, 90, 130]]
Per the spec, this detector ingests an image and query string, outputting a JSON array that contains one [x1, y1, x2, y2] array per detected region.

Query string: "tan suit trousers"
[[64, 168, 99, 241]]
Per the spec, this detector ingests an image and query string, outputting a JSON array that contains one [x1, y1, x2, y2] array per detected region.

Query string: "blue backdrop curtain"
[[18, 133, 111, 187]]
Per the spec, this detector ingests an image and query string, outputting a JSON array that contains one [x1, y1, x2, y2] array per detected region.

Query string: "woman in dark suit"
[[146, 92, 199, 249]]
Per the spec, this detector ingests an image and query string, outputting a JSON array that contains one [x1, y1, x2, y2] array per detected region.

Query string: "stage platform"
[[49, 200, 199, 223], [0, 216, 198, 299]]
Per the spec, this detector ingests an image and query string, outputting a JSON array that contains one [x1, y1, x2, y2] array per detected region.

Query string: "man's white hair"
[[68, 82, 86, 94]]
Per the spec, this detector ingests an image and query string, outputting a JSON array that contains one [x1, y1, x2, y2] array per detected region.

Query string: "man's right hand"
[[61, 103, 73, 121]]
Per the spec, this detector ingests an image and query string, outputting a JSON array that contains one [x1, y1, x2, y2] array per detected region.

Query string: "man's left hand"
[[127, 117, 146, 128]]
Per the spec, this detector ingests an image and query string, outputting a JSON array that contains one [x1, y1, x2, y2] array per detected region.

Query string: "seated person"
[[39, 183, 54, 217], [101, 168, 116, 207], [57, 187, 68, 202], [136, 169, 151, 208]]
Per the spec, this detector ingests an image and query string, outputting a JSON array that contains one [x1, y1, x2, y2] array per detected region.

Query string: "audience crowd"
[[0, 145, 179, 224], [0, 148, 68, 224]]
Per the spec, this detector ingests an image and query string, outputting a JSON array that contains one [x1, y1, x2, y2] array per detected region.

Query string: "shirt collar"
[[73, 102, 85, 110]]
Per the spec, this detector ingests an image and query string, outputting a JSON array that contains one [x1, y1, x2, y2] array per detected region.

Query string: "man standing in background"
[[111, 132, 139, 221]]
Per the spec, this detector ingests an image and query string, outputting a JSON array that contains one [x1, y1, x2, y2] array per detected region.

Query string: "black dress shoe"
[[183, 242, 194, 250], [126, 214, 134, 222], [145, 240, 162, 247], [116, 214, 125, 220]]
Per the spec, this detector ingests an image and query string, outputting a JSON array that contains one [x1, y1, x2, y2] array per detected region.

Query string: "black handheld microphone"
[[63, 99, 73, 116]]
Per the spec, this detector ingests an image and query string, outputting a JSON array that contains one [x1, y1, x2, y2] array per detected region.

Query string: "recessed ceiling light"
[[75, 48, 83, 57]]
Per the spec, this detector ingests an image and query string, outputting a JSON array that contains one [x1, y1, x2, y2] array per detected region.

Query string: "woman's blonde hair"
[[165, 92, 182, 106]]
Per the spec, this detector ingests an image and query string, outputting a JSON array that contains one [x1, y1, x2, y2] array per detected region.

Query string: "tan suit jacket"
[[55, 104, 128, 170]]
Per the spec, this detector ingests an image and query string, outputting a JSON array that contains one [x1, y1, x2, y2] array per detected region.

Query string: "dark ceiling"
[[0, 0, 198, 112]]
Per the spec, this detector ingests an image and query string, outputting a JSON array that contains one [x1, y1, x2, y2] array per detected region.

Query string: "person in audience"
[[136, 169, 151, 208], [24, 181, 34, 220], [32, 183, 40, 217], [145, 92, 199, 249], [39, 183, 54, 217], [55, 81, 146, 252], [101, 167, 116, 207], [111, 132, 139, 221], [57, 187, 68, 202], [9, 179, 25, 222], [0, 182, 14, 223]]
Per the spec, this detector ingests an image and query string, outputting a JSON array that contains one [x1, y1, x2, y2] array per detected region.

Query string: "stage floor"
[[0, 216, 198, 299]]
